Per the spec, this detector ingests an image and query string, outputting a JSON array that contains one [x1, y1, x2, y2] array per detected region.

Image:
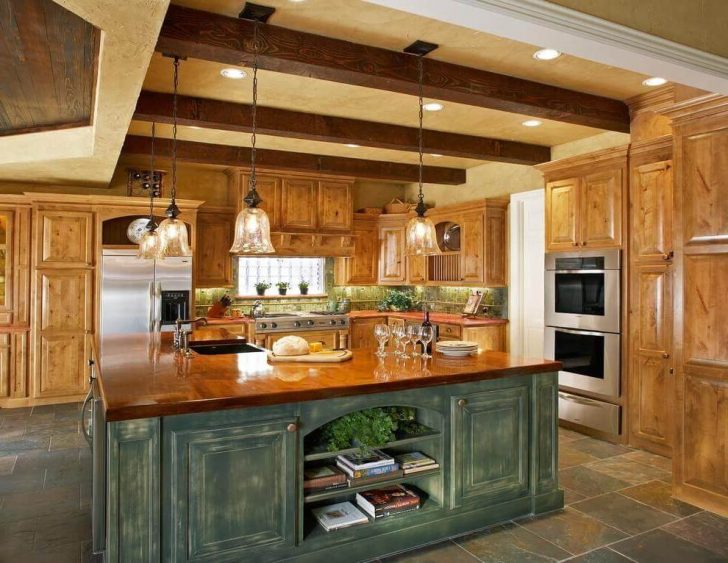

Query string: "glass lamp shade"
[[405, 215, 440, 256], [137, 229, 162, 260], [157, 217, 191, 257], [230, 207, 275, 254]]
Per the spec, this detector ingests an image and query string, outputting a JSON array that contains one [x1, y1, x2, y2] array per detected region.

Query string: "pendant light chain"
[[417, 55, 424, 204], [171, 56, 179, 206], [148, 122, 156, 223], [250, 21, 259, 195]]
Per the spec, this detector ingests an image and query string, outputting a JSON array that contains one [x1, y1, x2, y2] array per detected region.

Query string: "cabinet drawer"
[[559, 392, 620, 435], [438, 323, 461, 339]]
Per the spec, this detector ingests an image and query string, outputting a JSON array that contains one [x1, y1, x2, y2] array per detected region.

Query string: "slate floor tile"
[[565, 547, 633, 562], [519, 507, 627, 556], [0, 455, 17, 476], [0, 516, 36, 553], [49, 432, 87, 451], [559, 428, 587, 443], [0, 435, 50, 452], [382, 540, 479, 562], [562, 487, 587, 505], [611, 528, 725, 562], [586, 457, 670, 486], [0, 485, 81, 522], [559, 466, 631, 498], [455, 521, 571, 562], [0, 468, 46, 494], [567, 438, 632, 459], [560, 445, 600, 469], [662, 511, 728, 558], [619, 480, 701, 517], [617, 450, 672, 472], [570, 492, 676, 534], [22, 542, 82, 563], [33, 510, 92, 551], [13, 448, 80, 473]]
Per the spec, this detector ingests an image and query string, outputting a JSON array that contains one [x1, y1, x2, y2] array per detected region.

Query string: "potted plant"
[[254, 282, 270, 296], [378, 289, 415, 312], [276, 282, 290, 296], [299, 280, 309, 295]]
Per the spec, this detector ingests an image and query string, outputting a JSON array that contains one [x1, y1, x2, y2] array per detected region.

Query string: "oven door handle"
[[551, 269, 610, 274], [559, 392, 603, 406], [551, 326, 612, 338]]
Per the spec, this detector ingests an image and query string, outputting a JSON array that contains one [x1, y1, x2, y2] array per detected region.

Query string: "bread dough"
[[272, 335, 310, 356]]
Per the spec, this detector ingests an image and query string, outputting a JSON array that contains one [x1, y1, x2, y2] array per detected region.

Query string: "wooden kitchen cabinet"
[[350, 316, 386, 349], [241, 174, 281, 230], [378, 224, 406, 284], [318, 181, 352, 231], [196, 209, 234, 288], [540, 147, 627, 252], [485, 203, 508, 286], [460, 213, 484, 283], [335, 215, 378, 285], [280, 178, 318, 231], [407, 255, 427, 284], [37, 210, 93, 266], [631, 160, 673, 261]]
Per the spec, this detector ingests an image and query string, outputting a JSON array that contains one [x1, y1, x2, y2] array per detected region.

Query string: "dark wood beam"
[[156, 4, 629, 133], [135, 91, 550, 165], [122, 135, 466, 184]]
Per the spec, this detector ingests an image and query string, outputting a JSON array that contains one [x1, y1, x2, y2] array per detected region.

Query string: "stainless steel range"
[[251, 311, 350, 349]]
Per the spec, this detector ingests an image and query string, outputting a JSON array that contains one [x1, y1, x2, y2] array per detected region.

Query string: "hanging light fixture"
[[405, 54, 440, 256], [137, 123, 162, 259], [157, 56, 192, 258], [230, 19, 274, 255]]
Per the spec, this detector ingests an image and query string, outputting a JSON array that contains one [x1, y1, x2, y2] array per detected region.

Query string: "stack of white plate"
[[435, 341, 479, 357]]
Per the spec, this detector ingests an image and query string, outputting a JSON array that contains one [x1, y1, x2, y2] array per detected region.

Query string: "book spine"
[[336, 451, 393, 470], [304, 475, 347, 489], [337, 461, 399, 479], [374, 505, 421, 518], [304, 481, 348, 493], [373, 498, 420, 513]]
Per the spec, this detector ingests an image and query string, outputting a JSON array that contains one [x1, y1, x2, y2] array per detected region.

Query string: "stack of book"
[[303, 465, 348, 493], [355, 484, 421, 519], [336, 449, 403, 486], [393, 452, 439, 474], [311, 501, 369, 532]]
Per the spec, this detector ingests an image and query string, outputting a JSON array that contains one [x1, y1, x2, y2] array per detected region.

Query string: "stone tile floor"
[[0, 405, 726, 562]]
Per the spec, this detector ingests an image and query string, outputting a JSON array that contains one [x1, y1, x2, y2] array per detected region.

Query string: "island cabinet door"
[[166, 418, 298, 562], [450, 386, 529, 509]]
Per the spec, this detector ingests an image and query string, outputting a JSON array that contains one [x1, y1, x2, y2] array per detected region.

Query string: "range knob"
[[307, 320, 315, 326], [271, 322, 277, 329], [294, 321, 301, 328], [330, 320, 337, 326], [340, 319, 347, 325], [259, 323, 267, 329]]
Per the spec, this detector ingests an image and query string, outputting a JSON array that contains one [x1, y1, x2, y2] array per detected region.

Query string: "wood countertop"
[[348, 310, 508, 327], [98, 328, 558, 421]]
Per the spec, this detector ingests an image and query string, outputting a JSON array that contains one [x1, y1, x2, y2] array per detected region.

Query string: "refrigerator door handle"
[[155, 282, 162, 331], [148, 282, 155, 332]]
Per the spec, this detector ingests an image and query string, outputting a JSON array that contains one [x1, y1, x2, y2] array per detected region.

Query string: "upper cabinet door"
[[0, 211, 13, 316], [545, 178, 579, 251], [460, 213, 485, 283], [581, 169, 623, 248], [349, 226, 379, 284], [378, 226, 406, 284], [243, 174, 280, 231], [280, 178, 317, 231], [38, 211, 93, 267], [318, 181, 352, 231], [196, 212, 233, 288], [485, 206, 507, 286], [407, 255, 427, 284], [632, 161, 673, 262]]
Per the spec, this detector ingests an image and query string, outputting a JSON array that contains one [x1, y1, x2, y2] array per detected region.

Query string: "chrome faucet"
[[174, 317, 208, 350], [251, 300, 265, 318]]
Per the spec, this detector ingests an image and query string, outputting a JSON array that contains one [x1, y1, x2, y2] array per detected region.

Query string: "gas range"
[[253, 311, 349, 333]]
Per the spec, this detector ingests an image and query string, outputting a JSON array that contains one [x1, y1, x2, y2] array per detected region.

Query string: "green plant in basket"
[[378, 289, 415, 312]]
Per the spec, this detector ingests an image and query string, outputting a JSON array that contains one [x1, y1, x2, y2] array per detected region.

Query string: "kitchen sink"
[[188, 341, 265, 355]]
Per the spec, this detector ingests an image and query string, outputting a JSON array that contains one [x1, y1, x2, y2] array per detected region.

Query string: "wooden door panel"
[[485, 206, 507, 286], [378, 226, 405, 284], [581, 169, 622, 248], [634, 355, 672, 445], [0, 333, 9, 398], [243, 175, 280, 230], [461, 213, 484, 283], [36, 333, 86, 397], [350, 318, 385, 349], [38, 270, 92, 331], [684, 254, 728, 364], [318, 181, 352, 231], [349, 227, 378, 284], [545, 178, 579, 250], [682, 130, 728, 245], [280, 179, 317, 231], [632, 160, 673, 261], [452, 386, 529, 507], [637, 267, 671, 352], [407, 255, 427, 284], [39, 211, 92, 266], [196, 213, 233, 288]]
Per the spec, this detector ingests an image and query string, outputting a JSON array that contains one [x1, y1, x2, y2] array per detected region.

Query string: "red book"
[[355, 485, 420, 518]]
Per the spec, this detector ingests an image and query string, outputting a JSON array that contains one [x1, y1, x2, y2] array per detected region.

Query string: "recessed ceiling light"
[[533, 48, 561, 61], [642, 77, 668, 87], [422, 102, 444, 112], [345, 143, 360, 148], [522, 119, 542, 127], [220, 68, 247, 79], [429, 153, 443, 158]]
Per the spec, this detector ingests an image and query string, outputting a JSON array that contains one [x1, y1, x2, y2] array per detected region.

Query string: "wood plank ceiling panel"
[[0, 0, 98, 136]]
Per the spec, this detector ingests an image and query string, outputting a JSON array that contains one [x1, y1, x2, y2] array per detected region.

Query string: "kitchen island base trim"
[[102, 371, 562, 563]]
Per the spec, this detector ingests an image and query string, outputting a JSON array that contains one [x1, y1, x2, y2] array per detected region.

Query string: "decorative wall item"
[[126, 168, 164, 198]]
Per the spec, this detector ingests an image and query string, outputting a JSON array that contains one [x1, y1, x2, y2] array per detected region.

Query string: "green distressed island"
[[92, 328, 563, 563]]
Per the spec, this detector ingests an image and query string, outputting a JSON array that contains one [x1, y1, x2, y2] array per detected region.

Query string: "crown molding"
[[629, 135, 673, 158], [626, 86, 676, 115], [535, 144, 629, 176], [366, 0, 728, 95]]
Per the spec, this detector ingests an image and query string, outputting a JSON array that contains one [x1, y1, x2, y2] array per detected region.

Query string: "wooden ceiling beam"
[[122, 135, 466, 184], [134, 91, 550, 165], [156, 4, 629, 133]]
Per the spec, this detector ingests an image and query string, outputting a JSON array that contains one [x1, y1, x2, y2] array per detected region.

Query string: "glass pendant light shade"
[[158, 211, 191, 258], [405, 213, 439, 256], [230, 206, 274, 254], [137, 224, 162, 259]]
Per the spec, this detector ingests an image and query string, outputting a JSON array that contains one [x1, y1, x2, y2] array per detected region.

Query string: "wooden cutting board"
[[266, 350, 353, 363]]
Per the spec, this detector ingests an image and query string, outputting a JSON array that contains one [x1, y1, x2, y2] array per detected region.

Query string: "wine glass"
[[373, 323, 390, 358], [408, 325, 422, 358], [420, 326, 435, 360], [391, 324, 406, 357]]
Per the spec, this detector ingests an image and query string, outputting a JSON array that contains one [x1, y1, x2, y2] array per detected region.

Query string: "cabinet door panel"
[[196, 213, 233, 288], [0, 333, 9, 398], [0, 211, 13, 316], [461, 214, 484, 283], [39, 211, 92, 266], [348, 227, 379, 284], [485, 206, 507, 286], [167, 420, 296, 562], [581, 169, 623, 248], [36, 333, 86, 397], [318, 181, 352, 231], [407, 255, 427, 284], [632, 161, 673, 261], [452, 386, 529, 507], [378, 226, 406, 284], [38, 270, 92, 331], [242, 174, 280, 231], [350, 318, 385, 349], [280, 179, 317, 231], [545, 178, 579, 251]]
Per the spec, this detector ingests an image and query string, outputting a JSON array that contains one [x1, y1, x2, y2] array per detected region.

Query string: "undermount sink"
[[188, 341, 265, 355]]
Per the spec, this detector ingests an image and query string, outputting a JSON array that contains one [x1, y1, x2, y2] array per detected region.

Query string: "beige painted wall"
[[546, 0, 728, 58], [550, 131, 631, 161], [353, 181, 405, 209]]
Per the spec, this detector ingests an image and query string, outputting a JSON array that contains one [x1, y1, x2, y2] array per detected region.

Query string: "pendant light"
[[157, 56, 192, 258], [405, 55, 440, 256], [137, 122, 162, 259], [230, 20, 274, 255]]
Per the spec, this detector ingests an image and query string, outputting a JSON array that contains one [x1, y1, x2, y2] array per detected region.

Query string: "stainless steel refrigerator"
[[100, 249, 193, 337]]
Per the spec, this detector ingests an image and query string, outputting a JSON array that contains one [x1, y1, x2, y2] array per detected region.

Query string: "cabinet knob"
[[662, 353, 670, 359], [662, 251, 674, 261], [286, 423, 298, 432], [581, 241, 587, 246], [572, 242, 579, 247], [669, 368, 674, 375], [457, 399, 467, 407]]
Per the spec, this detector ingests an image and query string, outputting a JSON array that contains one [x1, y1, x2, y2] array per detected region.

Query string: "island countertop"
[[98, 328, 560, 421]]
